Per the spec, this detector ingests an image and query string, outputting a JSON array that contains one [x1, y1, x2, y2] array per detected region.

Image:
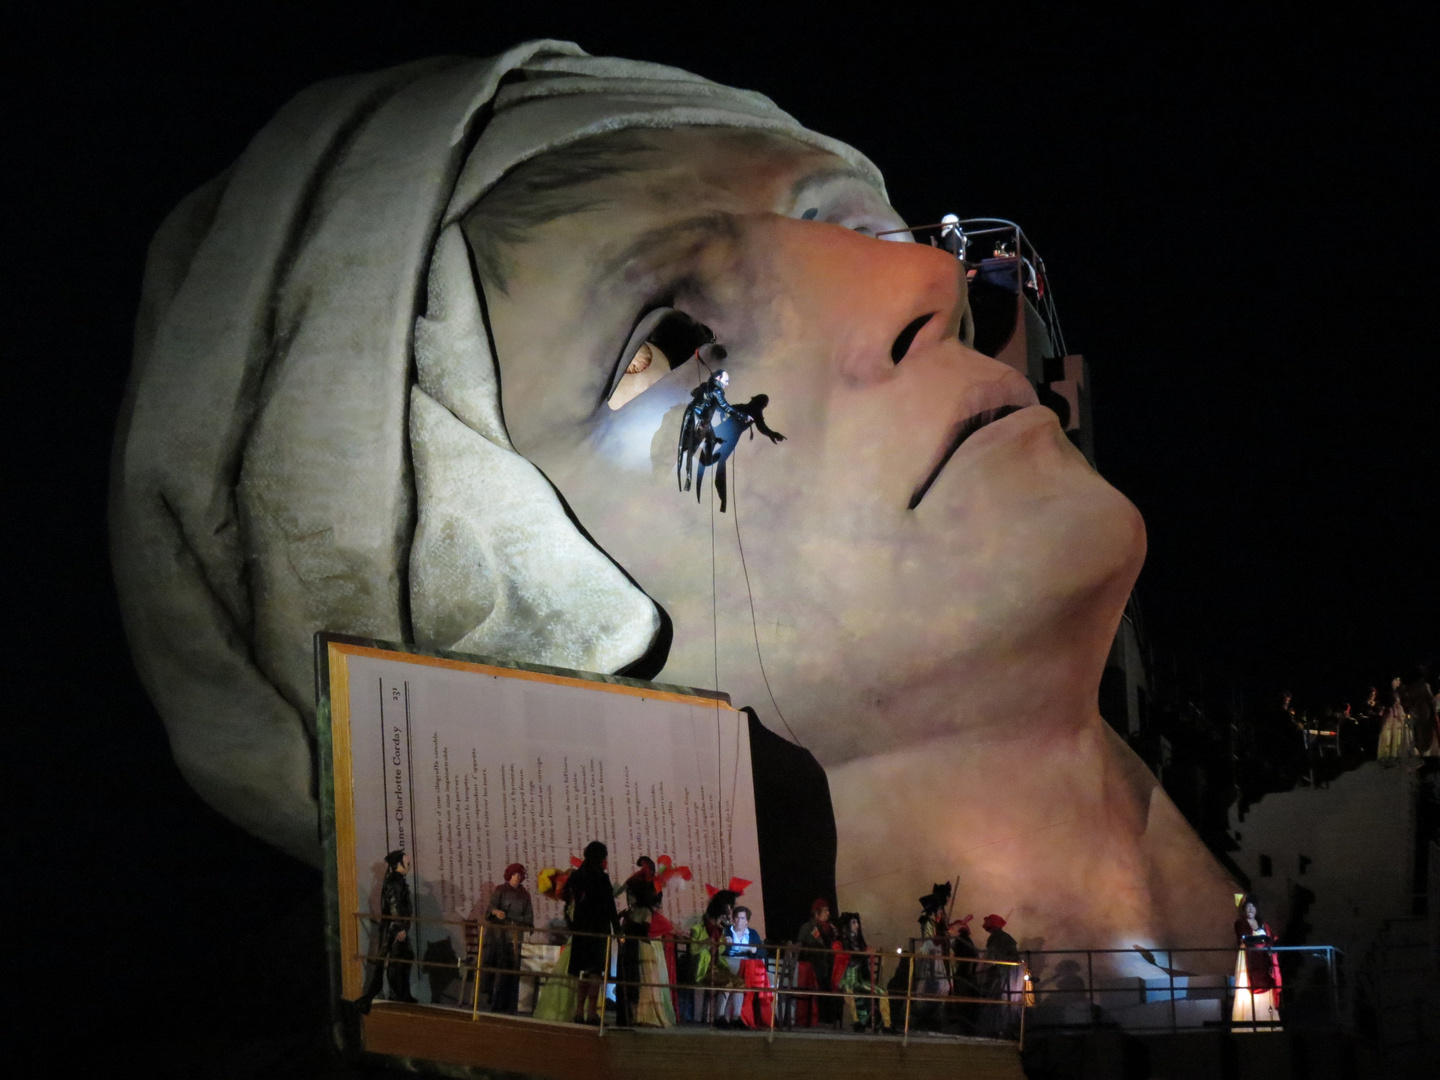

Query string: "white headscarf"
[[111, 41, 883, 863]]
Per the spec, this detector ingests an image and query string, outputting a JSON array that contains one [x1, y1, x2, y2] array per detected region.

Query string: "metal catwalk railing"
[[876, 216, 1068, 360], [352, 914, 1030, 1047], [1017, 944, 1346, 1034]]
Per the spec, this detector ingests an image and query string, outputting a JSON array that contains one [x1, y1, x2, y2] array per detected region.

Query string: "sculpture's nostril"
[[891, 312, 935, 364]]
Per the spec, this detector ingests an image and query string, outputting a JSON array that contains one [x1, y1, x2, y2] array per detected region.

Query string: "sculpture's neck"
[[716, 585, 1127, 767]]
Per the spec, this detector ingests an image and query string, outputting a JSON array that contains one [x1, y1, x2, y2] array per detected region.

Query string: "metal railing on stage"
[[1016, 944, 1346, 1035], [350, 913, 1031, 1047]]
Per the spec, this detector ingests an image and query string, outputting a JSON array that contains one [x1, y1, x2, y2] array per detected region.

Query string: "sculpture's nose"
[[776, 218, 1024, 399], [760, 217, 1040, 512]]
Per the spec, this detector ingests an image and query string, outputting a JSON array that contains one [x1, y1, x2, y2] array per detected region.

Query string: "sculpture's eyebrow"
[[593, 165, 882, 287], [594, 214, 741, 286]]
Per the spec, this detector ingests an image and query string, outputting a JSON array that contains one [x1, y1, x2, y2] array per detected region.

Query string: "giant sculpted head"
[[113, 42, 1236, 952]]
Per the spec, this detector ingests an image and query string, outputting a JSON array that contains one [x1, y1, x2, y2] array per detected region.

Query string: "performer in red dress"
[[1232, 898, 1282, 1024]]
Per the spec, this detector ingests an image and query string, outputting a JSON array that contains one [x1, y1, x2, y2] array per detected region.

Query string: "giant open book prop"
[[316, 634, 761, 1016], [314, 634, 1033, 1078]]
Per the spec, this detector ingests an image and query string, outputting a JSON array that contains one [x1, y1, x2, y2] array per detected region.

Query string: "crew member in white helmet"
[[938, 213, 967, 258]]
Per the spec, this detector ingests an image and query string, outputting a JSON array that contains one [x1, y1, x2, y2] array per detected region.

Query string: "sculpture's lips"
[[908, 404, 1030, 509]]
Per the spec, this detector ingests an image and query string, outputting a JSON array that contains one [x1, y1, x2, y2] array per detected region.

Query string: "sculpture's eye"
[[609, 341, 670, 409], [607, 308, 716, 410], [799, 200, 909, 242], [625, 345, 656, 375]]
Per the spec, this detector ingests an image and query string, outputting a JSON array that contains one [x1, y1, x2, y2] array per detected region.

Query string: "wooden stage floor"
[[359, 1002, 1026, 1079]]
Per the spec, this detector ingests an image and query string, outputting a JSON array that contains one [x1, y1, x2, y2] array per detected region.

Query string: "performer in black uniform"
[[677, 368, 784, 512], [562, 840, 621, 1024], [357, 849, 418, 1012]]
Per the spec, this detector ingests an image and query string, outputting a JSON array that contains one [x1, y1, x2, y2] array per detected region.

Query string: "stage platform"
[[357, 1003, 1026, 1080]]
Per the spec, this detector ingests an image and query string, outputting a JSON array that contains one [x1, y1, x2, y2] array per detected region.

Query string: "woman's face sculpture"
[[470, 127, 1143, 765]]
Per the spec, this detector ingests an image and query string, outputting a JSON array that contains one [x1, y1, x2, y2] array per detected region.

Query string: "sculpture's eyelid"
[[604, 305, 718, 409], [603, 304, 682, 408], [794, 202, 893, 236]]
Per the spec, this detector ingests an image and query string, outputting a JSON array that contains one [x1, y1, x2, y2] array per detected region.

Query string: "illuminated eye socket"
[[609, 342, 670, 410], [607, 308, 716, 411], [801, 207, 819, 220]]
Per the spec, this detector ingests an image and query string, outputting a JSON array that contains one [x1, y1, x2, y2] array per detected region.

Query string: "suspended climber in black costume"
[[676, 352, 785, 512]]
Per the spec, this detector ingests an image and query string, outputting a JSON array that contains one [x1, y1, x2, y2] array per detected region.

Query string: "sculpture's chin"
[[734, 473, 1145, 762]]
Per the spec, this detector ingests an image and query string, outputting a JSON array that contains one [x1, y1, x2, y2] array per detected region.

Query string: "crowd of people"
[[351, 847, 1307, 1033], [1258, 665, 1439, 776], [357, 840, 1027, 1036], [1144, 660, 1439, 851], [349, 666, 1438, 1030]]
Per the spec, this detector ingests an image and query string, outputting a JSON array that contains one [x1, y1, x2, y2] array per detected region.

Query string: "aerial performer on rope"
[[677, 350, 786, 512]]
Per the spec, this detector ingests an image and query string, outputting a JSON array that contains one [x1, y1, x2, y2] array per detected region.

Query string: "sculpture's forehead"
[[463, 125, 890, 300], [630, 127, 874, 195], [549, 127, 882, 216], [470, 126, 897, 312]]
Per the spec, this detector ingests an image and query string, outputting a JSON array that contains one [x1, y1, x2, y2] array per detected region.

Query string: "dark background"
[[10, 2, 1435, 1074]]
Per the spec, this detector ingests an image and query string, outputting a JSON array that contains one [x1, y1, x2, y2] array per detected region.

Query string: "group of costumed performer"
[[686, 877, 758, 1027], [899, 883, 1026, 1033], [486, 859, 1031, 1034], [531, 848, 692, 1026], [1232, 897, 1283, 1024]]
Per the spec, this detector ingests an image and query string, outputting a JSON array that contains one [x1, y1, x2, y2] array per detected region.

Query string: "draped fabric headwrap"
[[112, 40, 884, 864]]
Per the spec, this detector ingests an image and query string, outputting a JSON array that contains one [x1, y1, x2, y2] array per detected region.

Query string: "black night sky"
[[12, 3, 1436, 1074]]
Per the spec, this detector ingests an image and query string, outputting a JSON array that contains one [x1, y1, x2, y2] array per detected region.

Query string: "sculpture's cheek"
[[587, 361, 704, 475]]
